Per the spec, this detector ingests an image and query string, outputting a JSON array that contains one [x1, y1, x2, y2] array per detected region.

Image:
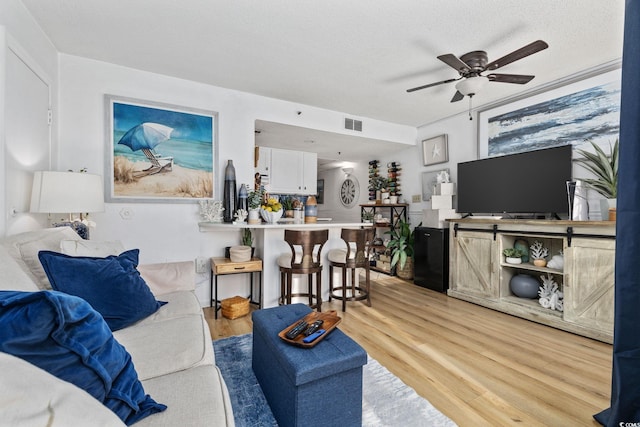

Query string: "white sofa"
[[0, 227, 235, 426]]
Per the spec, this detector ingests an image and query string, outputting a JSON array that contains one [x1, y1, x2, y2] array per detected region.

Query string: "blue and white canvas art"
[[478, 69, 621, 158], [106, 96, 217, 202]]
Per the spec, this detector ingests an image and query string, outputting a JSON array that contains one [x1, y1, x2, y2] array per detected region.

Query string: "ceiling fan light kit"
[[455, 76, 489, 96], [407, 39, 549, 104]]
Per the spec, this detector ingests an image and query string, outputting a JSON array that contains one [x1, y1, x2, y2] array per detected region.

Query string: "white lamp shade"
[[455, 76, 489, 96], [30, 171, 105, 213]]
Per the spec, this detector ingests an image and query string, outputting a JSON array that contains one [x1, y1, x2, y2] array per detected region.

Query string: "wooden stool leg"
[[317, 271, 322, 312], [341, 265, 347, 312], [287, 271, 293, 304], [365, 267, 372, 307], [329, 265, 334, 301]]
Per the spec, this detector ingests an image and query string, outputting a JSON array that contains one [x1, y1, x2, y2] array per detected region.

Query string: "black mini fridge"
[[413, 226, 449, 292]]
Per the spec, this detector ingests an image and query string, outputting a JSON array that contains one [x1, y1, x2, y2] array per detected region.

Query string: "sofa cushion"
[[0, 246, 39, 292], [114, 314, 213, 381], [60, 239, 125, 257], [38, 249, 166, 331], [137, 261, 196, 295], [0, 351, 125, 426], [0, 227, 81, 290], [136, 365, 234, 427], [0, 290, 166, 425]]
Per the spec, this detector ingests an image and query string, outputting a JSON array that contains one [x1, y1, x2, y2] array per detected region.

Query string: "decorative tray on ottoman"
[[278, 310, 342, 348]]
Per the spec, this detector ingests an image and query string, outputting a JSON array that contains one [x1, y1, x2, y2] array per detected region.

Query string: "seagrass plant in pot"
[[575, 139, 618, 220], [385, 219, 415, 280]]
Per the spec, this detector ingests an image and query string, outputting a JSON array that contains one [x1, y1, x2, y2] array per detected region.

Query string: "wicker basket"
[[221, 296, 250, 319]]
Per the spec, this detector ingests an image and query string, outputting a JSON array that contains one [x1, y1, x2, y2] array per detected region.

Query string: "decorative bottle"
[[238, 184, 248, 213], [223, 160, 237, 223]]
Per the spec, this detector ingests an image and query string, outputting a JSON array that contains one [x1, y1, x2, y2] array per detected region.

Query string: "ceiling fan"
[[407, 40, 549, 102]]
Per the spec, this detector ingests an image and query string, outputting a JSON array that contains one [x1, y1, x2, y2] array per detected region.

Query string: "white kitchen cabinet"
[[263, 148, 317, 195]]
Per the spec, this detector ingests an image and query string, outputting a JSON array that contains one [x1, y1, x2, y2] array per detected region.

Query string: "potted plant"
[[241, 227, 255, 258], [369, 176, 389, 204], [281, 196, 296, 218], [384, 219, 415, 280], [247, 188, 264, 224], [530, 240, 549, 267], [575, 139, 618, 220], [502, 247, 525, 264]]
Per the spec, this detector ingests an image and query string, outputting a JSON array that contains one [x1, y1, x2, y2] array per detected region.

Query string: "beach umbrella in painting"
[[118, 122, 174, 172], [118, 122, 173, 151]]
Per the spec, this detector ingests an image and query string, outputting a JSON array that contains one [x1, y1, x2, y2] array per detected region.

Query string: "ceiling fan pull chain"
[[468, 95, 473, 121]]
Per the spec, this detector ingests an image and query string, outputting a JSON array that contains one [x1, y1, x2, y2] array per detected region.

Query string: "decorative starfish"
[[432, 143, 441, 158]]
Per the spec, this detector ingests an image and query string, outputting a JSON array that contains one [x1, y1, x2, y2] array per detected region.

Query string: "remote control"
[[302, 329, 326, 344], [304, 320, 324, 336], [285, 320, 308, 339]]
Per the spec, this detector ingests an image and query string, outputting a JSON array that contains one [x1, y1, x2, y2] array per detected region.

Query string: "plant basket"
[[221, 296, 250, 319], [396, 257, 414, 280]]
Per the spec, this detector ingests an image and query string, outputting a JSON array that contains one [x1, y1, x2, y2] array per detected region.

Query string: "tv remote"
[[302, 329, 326, 344], [285, 320, 308, 339], [304, 320, 324, 336]]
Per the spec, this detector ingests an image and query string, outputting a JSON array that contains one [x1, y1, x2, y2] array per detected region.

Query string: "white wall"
[[56, 54, 415, 305], [0, 0, 59, 236], [319, 111, 477, 228]]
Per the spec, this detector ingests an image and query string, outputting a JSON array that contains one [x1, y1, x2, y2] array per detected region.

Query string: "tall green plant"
[[575, 139, 618, 199], [384, 219, 415, 270]]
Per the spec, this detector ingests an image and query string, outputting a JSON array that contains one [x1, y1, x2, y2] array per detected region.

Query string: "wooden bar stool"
[[328, 227, 374, 311], [277, 229, 329, 311]]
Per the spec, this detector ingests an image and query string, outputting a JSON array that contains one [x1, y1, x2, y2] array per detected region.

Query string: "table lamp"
[[30, 171, 105, 239]]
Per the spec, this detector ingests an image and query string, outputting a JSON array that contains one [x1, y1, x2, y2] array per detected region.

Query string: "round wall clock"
[[340, 176, 359, 208]]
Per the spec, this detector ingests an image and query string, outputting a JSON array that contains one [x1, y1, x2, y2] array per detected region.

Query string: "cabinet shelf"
[[501, 295, 563, 318], [500, 262, 564, 276]]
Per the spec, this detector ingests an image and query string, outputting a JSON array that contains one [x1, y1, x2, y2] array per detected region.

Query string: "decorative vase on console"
[[223, 160, 237, 223]]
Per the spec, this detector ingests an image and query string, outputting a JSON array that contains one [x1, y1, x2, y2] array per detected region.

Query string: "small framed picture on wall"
[[422, 134, 448, 166]]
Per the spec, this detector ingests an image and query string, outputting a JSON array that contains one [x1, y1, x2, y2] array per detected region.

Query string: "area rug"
[[213, 334, 456, 427]]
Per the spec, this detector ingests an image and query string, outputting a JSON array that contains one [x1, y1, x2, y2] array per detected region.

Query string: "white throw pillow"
[[60, 240, 125, 257]]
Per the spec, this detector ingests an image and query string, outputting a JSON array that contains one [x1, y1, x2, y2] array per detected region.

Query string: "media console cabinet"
[[448, 218, 615, 343]]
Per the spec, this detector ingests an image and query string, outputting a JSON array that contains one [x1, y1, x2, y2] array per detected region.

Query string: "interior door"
[[4, 45, 51, 235]]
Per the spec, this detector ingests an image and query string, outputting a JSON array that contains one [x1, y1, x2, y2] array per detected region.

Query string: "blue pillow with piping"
[[38, 249, 166, 331], [0, 290, 166, 425]]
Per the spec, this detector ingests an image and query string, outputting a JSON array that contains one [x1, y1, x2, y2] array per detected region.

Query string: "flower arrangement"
[[261, 197, 282, 212]]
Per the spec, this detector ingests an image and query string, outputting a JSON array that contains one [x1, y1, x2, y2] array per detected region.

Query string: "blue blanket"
[[0, 290, 165, 425]]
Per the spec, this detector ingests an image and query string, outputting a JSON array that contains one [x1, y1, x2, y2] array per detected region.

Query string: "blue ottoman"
[[252, 304, 367, 427]]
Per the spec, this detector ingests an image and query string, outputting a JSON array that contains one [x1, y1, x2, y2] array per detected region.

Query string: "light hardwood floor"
[[204, 275, 612, 426]]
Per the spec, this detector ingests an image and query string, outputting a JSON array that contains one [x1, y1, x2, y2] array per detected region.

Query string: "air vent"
[[344, 118, 363, 132]]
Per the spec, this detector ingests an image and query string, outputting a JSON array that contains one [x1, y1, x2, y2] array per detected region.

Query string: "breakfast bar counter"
[[199, 221, 372, 308]]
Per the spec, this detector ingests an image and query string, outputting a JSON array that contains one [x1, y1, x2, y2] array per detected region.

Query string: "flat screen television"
[[457, 145, 573, 216]]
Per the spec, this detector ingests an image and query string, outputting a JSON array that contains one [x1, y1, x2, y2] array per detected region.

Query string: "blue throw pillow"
[[38, 249, 166, 331], [0, 290, 166, 425]]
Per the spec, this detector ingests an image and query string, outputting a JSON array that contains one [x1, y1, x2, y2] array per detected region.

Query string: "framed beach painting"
[[477, 68, 621, 158], [105, 95, 217, 203]]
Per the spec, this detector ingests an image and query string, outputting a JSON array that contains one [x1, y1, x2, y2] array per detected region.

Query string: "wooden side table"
[[210, 257, 263, 319]]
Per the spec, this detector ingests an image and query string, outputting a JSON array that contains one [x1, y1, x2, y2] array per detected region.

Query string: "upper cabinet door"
[[266, 148, 317, 195], [269, 148, 303, 194], [302, 152, 317, 194]]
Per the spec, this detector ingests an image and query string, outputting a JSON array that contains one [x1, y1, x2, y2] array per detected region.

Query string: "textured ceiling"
[[21, 0, 625, 129]]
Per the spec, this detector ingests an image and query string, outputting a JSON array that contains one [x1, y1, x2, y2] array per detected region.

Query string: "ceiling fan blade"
[[485, 40, 549, 71], [406, 77, 459, 93], [437, 54, 471, 74], [451, 91, 465, 102], [487, 73, 535, 84]]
